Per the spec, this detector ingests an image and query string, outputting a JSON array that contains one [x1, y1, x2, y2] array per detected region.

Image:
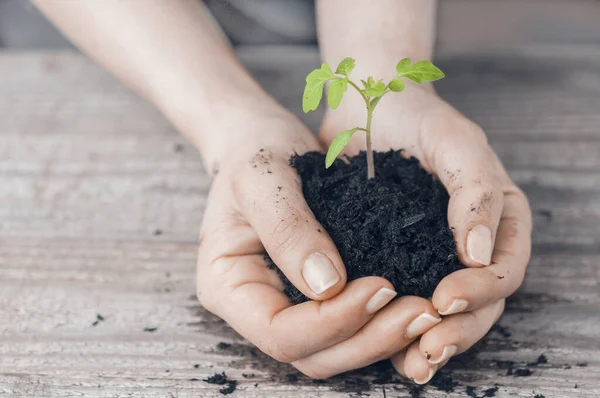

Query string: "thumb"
[[233, 150, 347, 301]]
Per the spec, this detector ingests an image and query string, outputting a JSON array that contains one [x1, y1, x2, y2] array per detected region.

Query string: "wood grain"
[[1, 48, 599, 397]]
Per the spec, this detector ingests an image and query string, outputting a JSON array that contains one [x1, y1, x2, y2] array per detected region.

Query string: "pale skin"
[[34, 0, 532, 384]]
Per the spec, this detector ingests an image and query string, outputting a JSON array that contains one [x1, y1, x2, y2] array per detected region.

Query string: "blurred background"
[[1, 0, 599, 52]]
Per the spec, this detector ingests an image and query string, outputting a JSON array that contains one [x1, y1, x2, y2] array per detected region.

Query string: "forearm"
[[33, 0, 289, 167], [317, 0, 437, 81]]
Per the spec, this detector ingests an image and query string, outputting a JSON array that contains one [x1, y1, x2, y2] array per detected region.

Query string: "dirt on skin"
[[266, 150, 463, 304]]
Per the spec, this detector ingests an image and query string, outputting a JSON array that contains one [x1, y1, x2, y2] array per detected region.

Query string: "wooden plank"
[[1, 49, 599, 397]]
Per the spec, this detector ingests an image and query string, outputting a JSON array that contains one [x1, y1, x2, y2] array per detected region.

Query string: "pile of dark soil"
[[267, 150, 463, 303]]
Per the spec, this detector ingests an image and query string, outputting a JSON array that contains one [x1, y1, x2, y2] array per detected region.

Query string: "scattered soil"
[[527, 354, 548, 366], [91, 313, 105, 327], [217, 342, 232, 350], [513, 368, 533, 377], [430, 372, 458, 392], [203, 372, 228, 385], [466, 385, 499, 398], [219, 381, 237, 395], [267, 151, 463, 303], [537, 209, 553, 221], [202, 372, 238, 395]]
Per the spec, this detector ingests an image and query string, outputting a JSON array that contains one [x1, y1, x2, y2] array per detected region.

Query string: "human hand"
[[197, 113, 446, 373], [315, 85, 532, 382]]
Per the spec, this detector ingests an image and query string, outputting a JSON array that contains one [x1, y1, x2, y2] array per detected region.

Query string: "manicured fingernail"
[[302, 253, 340, 294], [366, 287, 397, 314], [438, 299, 469, 316], [467, 225, 492, 265], [413, 368, 436, 385], [428, 345, 457, 364], [406, 313, 442, 339]]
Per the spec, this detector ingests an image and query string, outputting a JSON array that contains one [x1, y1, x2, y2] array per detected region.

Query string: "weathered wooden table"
[[1, 48, 599, 397]]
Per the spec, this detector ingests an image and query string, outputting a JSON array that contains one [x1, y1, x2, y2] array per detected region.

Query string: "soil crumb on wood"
[[430, 372, 458, 392], [267, 151, 463, 303], [527, 354, 548, 366], [219, 380, 237, 395], [466, 384, 499, 397], [537, 209, 552, 220], [91, 313, 105, 327], [217, 342, 232, 350], [513, 368, 533, 377], [204, 372, 228, 385]]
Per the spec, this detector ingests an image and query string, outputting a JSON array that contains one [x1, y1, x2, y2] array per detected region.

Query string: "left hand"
[[306, 85, 532, 383]]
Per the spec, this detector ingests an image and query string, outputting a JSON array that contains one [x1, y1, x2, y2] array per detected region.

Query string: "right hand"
[[196, 114, 442, 374]]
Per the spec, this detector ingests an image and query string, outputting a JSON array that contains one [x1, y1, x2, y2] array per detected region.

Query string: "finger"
[[433, 188, 532, 315], [233, 150, 347, 300], [422, 116, 505, 267], [197, 252, 397, 362], [292, 296, 440, 379], [393, 300, 505, 384], [398, 341, 439, 384]]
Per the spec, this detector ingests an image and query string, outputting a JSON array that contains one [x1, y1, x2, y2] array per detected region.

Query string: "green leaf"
[[370, 96, 382, 108], [388, 79, 405, 92], [367, 76, 375, 86], [360, 79, 369, 89], [397, 60, 445, 84], [326, 128, 359, 168], [335, 57, 355, 76], [363, 81, 386, 97], [302, 63, 335, 112], [395, 58, 411, 74], [327, 78, 348, 109]]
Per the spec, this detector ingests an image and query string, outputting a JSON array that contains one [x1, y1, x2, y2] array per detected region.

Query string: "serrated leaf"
[[327, 78, 348, 109], [302, 63, 335, 113], [388, 79, 405, 92], [395, 58, 411, 74], [363, 81, 386, 97], [326, 128, 359, 168], [397, 60, 445, 84], [335, 57, 355, 76]]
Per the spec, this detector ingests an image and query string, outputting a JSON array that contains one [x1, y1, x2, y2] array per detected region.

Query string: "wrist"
[[179, 96, 313, 171]]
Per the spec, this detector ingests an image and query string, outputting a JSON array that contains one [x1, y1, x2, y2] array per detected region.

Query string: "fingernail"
[[406, 313, 442, 339], [428, 345, 457, 364], [467, 225, 492, 265], [413, 368, 436, 385], [302, 253, 340, 295], [438, 299, 469, 316], [366, 287, 397, 314]]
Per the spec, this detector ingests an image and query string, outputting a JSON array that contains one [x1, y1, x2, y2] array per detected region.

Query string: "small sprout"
[[302, 57, 445, 178]]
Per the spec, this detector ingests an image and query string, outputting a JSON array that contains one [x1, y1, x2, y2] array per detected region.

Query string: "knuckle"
[[264, 340, 295, 364], [269, 217, 304, 255]]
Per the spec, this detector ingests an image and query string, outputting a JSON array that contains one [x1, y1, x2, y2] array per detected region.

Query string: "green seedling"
[[302, 57, 445, 179]]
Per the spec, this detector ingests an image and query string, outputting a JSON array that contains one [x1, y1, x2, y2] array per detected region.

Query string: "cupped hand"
[[317, 85, 532, 383], [196, 114, 443, 374]]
